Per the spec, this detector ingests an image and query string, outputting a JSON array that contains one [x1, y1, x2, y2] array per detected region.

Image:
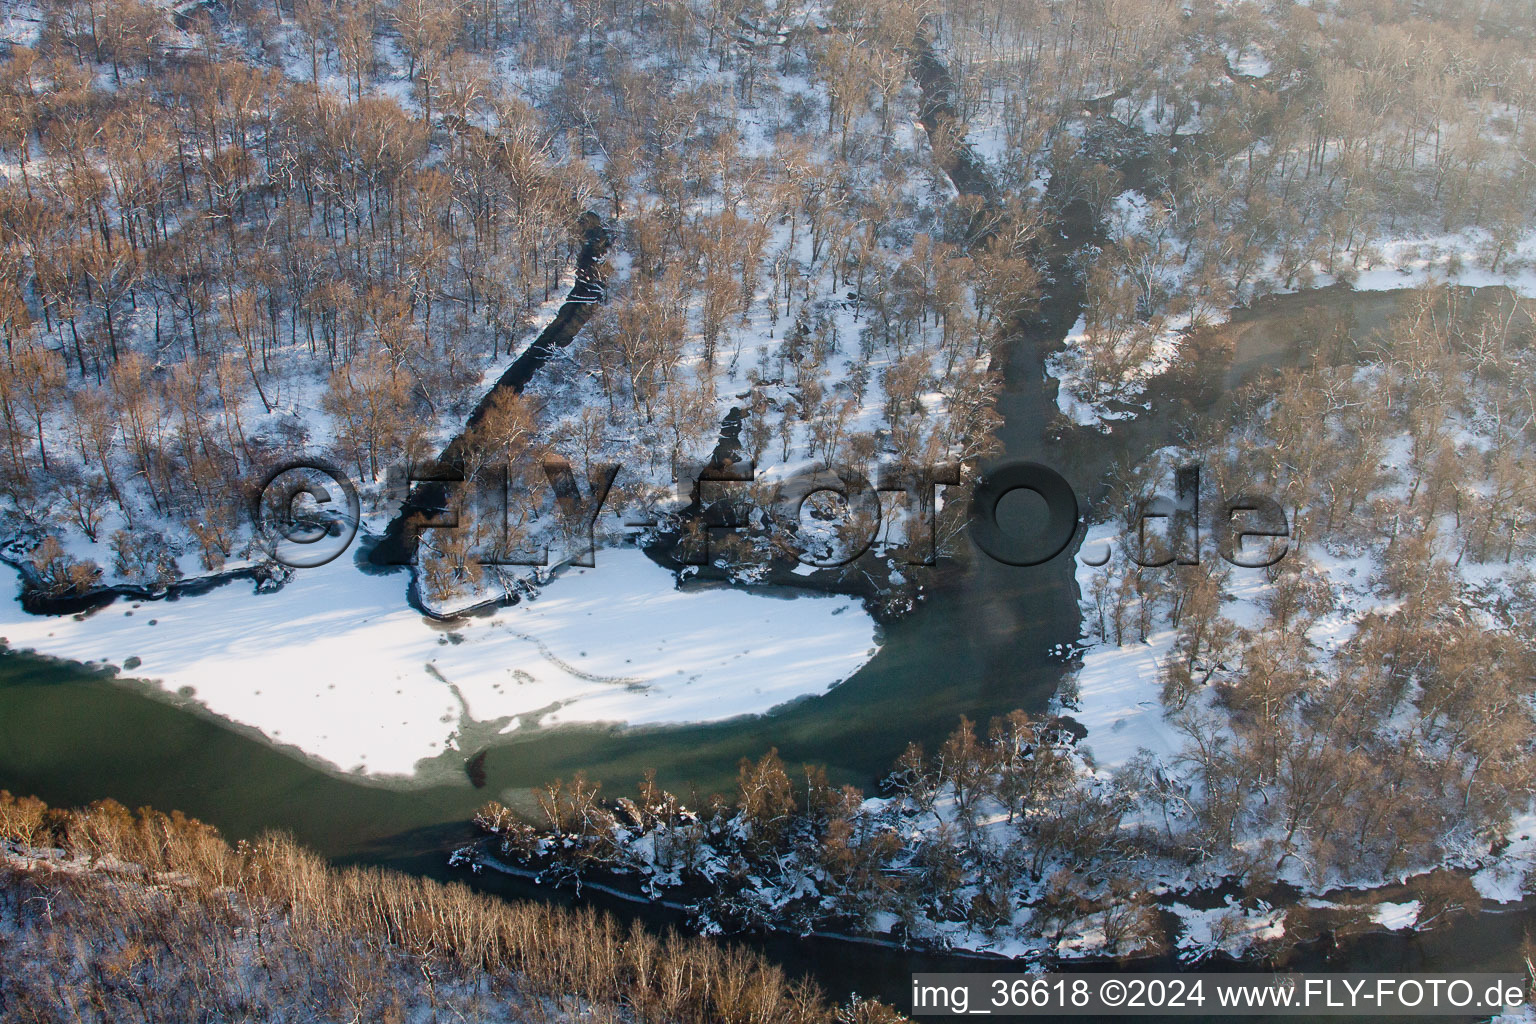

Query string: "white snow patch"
[[1171, 898, 1286, 960], [1057, 523, 1180, 771], [0, 546, 878, 778], [1369, 900, 1421, 930], [1474, 810, 1536, 903]]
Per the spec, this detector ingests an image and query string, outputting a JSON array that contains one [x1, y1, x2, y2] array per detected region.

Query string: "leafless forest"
[[1, 0, 1532, 601], [5, 0, 1536, 977]]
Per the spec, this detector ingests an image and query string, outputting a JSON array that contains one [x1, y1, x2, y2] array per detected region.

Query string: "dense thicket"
[[470, 716, 1167, 954]]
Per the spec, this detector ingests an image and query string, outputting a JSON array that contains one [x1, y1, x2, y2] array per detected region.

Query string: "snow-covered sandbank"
[[0, 545, 879, 778]]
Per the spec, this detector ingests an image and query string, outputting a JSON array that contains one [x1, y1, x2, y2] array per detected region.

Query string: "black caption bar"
[[910, 973, 1528, 1016]]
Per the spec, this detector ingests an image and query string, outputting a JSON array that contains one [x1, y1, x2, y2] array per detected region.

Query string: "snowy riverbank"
[[0, 544, 879, 778]]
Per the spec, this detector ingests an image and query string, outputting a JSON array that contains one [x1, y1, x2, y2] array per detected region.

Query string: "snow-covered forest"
[[0, 0, 1014, 608], [6, 0, 1534, 608], [5, 0, 1536, 981]]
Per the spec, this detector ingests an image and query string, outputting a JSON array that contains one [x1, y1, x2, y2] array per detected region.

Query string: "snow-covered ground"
[[1061, 520, 1361, 776], [1047, 312, 1185, 430], [0, 545, 879, 778], [1475, 811, 1536, 904], [1170, 898, 1286, 961], [1054, 396, 1536, 924], [1055, 522, 1182, 769], [1347, 229, 1536, 294]]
